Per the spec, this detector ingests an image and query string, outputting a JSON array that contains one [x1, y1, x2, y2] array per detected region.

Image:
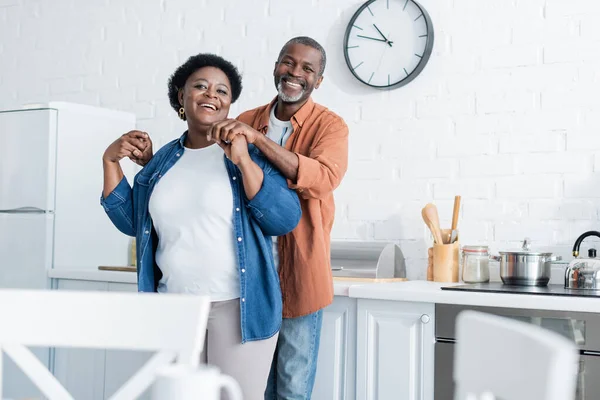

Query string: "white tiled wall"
[[2, 0, 600, 278]]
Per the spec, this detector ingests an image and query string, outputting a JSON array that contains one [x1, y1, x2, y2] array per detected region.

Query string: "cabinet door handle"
[[420, 314, 431, 324]]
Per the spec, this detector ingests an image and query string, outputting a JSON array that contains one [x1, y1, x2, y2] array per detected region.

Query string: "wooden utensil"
[[98, 266, 137, 272], [422, 203, 444, 244], [450, 195, 461, 243]]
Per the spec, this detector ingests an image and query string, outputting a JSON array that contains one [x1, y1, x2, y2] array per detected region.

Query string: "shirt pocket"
[[135, 170, 158, 187]]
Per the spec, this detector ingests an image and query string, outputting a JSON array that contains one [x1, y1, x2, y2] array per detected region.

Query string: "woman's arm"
[[102, 130, 151, 196], [100, 131, 150, 236], [215, 135, 301, 236], [245, 161, 301, 237], [237, 158, 263, 200], [218, 135, 264, 200], [100, 176, 135, 237], [103, 160, 125, 198]]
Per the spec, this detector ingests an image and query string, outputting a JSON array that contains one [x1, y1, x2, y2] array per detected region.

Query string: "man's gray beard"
[[277, 81, 305, 103]]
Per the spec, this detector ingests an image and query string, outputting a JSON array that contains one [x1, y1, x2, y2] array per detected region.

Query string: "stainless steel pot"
[[490, 238, 562, 286]]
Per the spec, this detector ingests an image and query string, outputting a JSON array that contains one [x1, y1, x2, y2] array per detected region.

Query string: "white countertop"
[[348, 281, 600, 313], [49, 269, 600, 313], [47, 269, 354, 296], [48, 269, 137, 284]]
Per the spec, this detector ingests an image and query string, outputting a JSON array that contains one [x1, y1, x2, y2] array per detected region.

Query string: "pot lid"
[[498, 238, 554, 256]]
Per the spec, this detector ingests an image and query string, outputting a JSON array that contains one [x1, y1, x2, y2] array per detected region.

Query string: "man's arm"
[[253, 134, 299, 181], [286, 120, 348, 199], [208, 118, 349, 200]]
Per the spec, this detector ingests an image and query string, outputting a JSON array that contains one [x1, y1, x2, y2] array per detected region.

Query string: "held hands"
[[207, 119, 262, 167], [207, 119, 262, 145], [103, 131, 153, 167], [217, 134, 250, 166]]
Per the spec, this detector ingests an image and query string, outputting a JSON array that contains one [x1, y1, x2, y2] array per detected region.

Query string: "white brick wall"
[[1, 0, 599, 277]]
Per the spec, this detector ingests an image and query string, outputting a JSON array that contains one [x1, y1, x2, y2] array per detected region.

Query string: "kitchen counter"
[[49, 268, 599, 313], [48, 269, 137, 284], [47, 269, 356, 296], [349, 280, 600, 313]]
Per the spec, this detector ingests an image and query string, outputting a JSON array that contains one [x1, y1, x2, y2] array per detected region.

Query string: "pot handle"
[[489, 255, 501, 262], [547, 255, 562, 262]]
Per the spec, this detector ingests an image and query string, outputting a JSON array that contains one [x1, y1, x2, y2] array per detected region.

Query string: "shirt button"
[[145, 230, 149, 234], [241, 298, 245, 302], [236, 208, 240, 212], [232, 176, 237, 180], [237, 237, 242, 242], [176, 153, 180, 157], [241, 269, 245, 273], [158, 174, 162, 178]]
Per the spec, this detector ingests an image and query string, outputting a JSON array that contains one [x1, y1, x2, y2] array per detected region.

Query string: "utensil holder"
[[432, 229, 459, 282]]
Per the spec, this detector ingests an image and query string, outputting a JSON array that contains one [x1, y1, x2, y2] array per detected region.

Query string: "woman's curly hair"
[[167, 53, 243, 117]]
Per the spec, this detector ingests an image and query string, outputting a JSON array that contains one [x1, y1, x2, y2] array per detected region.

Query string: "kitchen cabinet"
[[53, 279, 108, 400], [313, 296, 357, 400], [356, 300, 434, 400]]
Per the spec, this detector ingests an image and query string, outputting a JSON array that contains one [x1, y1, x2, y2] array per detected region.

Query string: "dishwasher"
[[434, 304, 600, 400]]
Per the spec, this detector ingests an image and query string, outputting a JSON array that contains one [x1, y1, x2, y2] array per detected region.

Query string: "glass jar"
[[461, 245, 490, 283]]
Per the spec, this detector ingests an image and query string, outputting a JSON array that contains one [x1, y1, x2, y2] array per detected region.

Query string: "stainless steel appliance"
[[329, 241, 406, 279], [566, 231, 600, 290], [434, 286, 600, 400]]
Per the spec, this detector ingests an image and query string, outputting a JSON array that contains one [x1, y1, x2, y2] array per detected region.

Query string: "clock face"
[[344, 0, 434, 89]]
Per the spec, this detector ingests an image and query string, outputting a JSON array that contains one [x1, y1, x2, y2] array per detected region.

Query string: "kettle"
[[565, 231, 600, 290]]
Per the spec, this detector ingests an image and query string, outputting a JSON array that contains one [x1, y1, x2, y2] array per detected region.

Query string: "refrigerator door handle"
[[0, 207, 50, 214]]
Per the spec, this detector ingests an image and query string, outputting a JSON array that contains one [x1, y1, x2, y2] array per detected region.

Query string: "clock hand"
[[356, 34, 389, 43], [373, 24, 387, 40], [373, 24, 393, 47]]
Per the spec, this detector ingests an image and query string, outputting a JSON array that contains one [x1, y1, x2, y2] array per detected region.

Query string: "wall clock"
[[343, 0, 434, 89]]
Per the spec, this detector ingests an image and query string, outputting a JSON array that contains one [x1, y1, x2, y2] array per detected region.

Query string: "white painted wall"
[[1, 0, 599, 278]]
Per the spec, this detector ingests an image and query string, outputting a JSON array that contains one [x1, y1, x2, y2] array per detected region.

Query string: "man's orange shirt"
[[238, 97, 349, 318]]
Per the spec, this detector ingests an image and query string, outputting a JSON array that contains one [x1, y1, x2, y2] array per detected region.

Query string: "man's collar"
[[257, 97, 315, 131]]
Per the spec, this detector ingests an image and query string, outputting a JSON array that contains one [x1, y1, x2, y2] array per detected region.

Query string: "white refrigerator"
[[0, 102, 136, 398]]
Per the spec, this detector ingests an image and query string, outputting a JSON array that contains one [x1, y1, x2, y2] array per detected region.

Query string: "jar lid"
[[462, 245, 489, 253]]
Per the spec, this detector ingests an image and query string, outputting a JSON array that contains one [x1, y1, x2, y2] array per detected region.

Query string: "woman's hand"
[[218, 134, 251, 166], [207, 119, 262, 145], [103, 131, 153, 166], [218, 133, 263, 200]]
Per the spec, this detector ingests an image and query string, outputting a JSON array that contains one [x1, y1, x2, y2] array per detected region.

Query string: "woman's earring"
[[178, 107, 186, 121]]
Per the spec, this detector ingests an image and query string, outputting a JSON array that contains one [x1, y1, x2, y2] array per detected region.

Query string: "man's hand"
[[103, 131, 153, 167], [207, 119, 262, 145]]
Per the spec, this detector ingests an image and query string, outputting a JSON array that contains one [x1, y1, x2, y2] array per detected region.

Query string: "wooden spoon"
[[450, 195, 461, 243], [421, 203, 444, 245]]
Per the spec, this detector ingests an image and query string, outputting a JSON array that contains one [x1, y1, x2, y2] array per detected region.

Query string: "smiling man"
[[207, 36, 349, 399]]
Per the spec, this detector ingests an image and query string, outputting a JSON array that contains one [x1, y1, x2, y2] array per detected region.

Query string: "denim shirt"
[[100, 133, 301, 342]]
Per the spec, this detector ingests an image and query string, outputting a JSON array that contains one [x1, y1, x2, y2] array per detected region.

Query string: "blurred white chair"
[[453, 310, 579, 400], [0, 289, 210, 400]]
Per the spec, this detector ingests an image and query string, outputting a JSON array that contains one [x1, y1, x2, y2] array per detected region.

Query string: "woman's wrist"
[[236, 155, 254, 171]]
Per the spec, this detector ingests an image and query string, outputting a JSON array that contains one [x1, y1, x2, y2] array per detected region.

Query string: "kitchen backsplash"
[[1, 0, 599, 279]]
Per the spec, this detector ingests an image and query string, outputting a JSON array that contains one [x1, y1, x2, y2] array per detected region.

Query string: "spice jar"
[[461, 245, 490, 283]]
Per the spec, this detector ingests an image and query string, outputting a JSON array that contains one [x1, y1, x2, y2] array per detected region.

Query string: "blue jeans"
[[264, 310, 323, 400]]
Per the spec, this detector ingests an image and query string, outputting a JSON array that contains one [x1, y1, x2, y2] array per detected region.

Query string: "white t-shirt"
[[266, 106, 293, 268], [148, 143, 240, 301]]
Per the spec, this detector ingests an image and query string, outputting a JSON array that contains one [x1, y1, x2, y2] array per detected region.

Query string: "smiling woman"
[[167, 53, 242, 123], [99, 53, 301, 400]]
